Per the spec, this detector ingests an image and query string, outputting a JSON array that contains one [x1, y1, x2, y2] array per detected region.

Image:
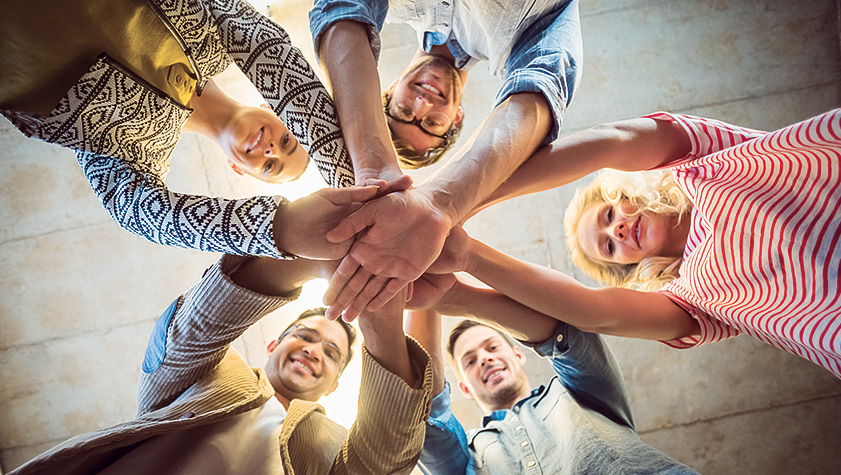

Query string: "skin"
[[318, 22, 552, 320], [452, 325, 532, 413], [265, 315, 350, 407], [183, 79, 309, 184], [577, 200, 689, 265], [385, 54, 465, 153]]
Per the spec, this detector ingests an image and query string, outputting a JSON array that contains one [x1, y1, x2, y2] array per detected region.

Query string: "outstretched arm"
[[472, 116, 692, 217], [316, 19, 406, 186]]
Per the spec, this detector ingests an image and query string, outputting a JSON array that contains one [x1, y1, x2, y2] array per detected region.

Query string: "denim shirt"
[[419, 323, 699, 475], [309, 0, 583, 144]]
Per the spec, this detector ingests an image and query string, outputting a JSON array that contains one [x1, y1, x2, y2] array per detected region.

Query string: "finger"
[[325, 205, 376, 243], [366, 278, 409, 312], [324, 256, 360, 306], [344, 274, 389, 319], [327, 184, 380, 204], [329, 267, 374, 320]]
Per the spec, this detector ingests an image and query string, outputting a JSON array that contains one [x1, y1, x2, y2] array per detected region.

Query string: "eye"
[[396, 104, 414, 119], [464, 359, 475, 368], [606, 240, 615, 256], [606, 206, 614, 223], [325, 347, 339, 363], [297, 330, 316, 343], [281, 132, 290, 148], [262, 160, 275, 175]]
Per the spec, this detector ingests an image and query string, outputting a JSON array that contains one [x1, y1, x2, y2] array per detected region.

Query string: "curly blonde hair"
[[563, 170, 692, 291]]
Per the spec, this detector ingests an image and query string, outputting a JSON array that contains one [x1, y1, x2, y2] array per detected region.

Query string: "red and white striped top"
[[648, 110, 841, 378]]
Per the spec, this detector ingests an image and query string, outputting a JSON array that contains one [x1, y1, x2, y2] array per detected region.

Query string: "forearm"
[[474, 117, 692, 215], [137, 255, 300, 414], [421, 92, 552, 224], [359, 313, 417, 388], [466, 239, 698, 341], [318, 21, 401, 181], [404, 310, 446, 396], [435, 282, 558, 344], [77, 152, 286, 258]]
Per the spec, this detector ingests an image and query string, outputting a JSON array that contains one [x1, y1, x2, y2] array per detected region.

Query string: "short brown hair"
[[382, 89, 464, 169]]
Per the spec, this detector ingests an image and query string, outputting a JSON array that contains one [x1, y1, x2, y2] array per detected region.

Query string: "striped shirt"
[[649, 110, 841, 378]]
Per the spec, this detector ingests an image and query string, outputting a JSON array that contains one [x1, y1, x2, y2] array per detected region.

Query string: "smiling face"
[[452, 325, 530, 412], [218, 104, 310, 183], [577, 200, 680, 265], [386, 56, 464, 155], [264, 316, 350, 404]]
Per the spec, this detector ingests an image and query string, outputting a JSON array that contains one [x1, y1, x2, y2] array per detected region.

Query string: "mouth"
[[633, 216, 641, 248], [289, 357, 316, 377], [482, 367, 505, 384], [415, 81, 445, 99], [245, 127, 265, 154]]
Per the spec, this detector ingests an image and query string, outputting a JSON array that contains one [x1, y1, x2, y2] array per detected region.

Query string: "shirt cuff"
[[495, 67, 566, 145]]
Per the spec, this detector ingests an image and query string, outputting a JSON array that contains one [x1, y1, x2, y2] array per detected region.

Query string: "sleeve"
[[643, 111, 768, 168], [496, 0, 582, 145], [309, 0, 388, 63], [524, 321, 636, 430], [78, 150, 291, 258], [207, 0, 355, 188], [418, 383, 475, 475], [657, 282, 742, 350], [332, 337, 435, 474], [136, 254, 301, 415]]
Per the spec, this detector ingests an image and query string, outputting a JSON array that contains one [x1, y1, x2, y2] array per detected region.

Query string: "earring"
[[229, 162, 244, 175]]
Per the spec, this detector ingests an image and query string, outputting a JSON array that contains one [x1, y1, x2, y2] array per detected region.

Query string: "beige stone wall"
[[2, 0, 841, 473]]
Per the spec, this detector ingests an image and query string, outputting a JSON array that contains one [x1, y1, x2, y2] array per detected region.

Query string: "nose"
[[263, 141, 276, 157], [608, 220, 628, 241], [301, 344, 321, 362], [414, 95, 433, 115]]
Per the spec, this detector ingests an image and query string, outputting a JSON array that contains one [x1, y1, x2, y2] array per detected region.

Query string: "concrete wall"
[[1, 0, 840, 472]]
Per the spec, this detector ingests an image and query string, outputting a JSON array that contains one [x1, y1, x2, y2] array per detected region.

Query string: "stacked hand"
[[322, 187, 453, 321]]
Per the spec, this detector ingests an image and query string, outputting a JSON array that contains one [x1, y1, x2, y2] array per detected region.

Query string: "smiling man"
[[309, 0, 585, 322], [407, 311, 698, 475], [11, 217, 433, 474]]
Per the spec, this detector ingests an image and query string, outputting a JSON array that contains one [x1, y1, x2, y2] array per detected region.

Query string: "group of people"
[[2, 0, 839, 473]]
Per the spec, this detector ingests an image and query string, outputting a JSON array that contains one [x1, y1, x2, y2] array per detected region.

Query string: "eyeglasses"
[[280, 324, 346, 367], [384, 99, 453, 139]]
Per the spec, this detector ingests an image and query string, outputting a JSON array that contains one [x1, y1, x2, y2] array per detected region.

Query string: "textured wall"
[[2, 0, 841, 473]]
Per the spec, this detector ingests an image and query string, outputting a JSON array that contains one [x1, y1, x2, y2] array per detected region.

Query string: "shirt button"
[[527, 461, 536, 467], [556, 334, 564, 343], [521, 441, 529, 447]]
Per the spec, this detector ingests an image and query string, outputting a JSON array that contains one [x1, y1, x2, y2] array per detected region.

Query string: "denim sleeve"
[[525, 321, 636, 430], [418, 382, 475, 475], [309, 0, 388, 62], [496, 0, 582, 145]]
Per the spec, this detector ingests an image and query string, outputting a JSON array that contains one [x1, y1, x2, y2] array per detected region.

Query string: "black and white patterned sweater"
[[1, 0, 354, 258]]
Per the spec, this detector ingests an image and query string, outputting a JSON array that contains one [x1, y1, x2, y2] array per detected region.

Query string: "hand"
[[355, 162, 409, 191], [427, 225, 472, 274], [406, 273, 458, 312], [273, 185, 379, 260], [322, 189, 452, 320]]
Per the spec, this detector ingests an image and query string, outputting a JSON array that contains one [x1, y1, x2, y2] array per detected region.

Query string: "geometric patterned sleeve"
[[207, 0, 355, 188], [78, 150, 290, 258]]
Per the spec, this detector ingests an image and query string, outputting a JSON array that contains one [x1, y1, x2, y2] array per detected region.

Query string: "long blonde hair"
[[563, 170, 692, 291]]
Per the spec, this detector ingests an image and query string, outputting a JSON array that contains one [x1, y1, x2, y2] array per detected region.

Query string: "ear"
[[513, 346, 527, 366], [457, 381, 474, 400], [324, 379, 339, 397], [229, 161, 244, 176], [454, 105, 464, 125], [266, 339, 279, 354]]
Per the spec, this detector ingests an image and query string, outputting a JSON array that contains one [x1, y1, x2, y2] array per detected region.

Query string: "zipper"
[[100, 54, 191, 111], [144, 0, 204, 92]]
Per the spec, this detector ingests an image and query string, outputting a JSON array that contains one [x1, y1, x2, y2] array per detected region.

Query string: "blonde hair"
[[563, 170, 692, 291]]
